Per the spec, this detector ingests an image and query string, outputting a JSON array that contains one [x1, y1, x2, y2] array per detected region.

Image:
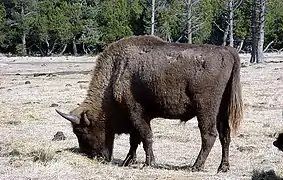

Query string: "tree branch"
[[263, 40, 274, 53], [213, 21, 224, 32]]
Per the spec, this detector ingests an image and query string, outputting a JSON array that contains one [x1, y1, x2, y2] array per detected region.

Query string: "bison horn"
[[55, 109, 80, 125], [83, 111, 90, 126]]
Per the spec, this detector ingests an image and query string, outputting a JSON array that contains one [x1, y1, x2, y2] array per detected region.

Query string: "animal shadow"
[[59, 147, 81, 154], [152, 163, 192, 171], [58, 147, 104, 160], [58, 147, 120, 164], [251, 169, 282, 180], [55, 149, 194, 172], [113, 159, 193, 171]]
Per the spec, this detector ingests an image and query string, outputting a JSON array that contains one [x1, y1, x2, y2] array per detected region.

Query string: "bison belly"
[[132, 79, 196, 121]]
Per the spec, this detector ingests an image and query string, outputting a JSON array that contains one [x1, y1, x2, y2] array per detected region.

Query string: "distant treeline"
[[0, 0, 283, 56]]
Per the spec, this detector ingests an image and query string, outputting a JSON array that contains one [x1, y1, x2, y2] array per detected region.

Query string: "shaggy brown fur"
[[273, 133, 283, 151], [56, 35, 243, 172]]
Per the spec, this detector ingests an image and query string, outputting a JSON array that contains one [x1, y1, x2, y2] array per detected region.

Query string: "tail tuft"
[[228, 48, 243, 135]]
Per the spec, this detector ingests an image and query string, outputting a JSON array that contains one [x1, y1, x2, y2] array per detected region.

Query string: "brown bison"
[[273, 133, 283, 151], [56, 35, 243, 172]]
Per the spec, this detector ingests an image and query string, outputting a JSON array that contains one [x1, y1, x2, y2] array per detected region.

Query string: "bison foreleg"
[[142, 137, 155, 166], [129, 103, 155, 167], [192, 113, 217, 172], [122, 133, 141, 166], [136, 124, 155, 167]]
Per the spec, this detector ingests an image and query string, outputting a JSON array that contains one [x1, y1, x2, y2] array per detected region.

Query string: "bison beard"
[[273, 133, 283, 151], [56, 35, 243, 173]]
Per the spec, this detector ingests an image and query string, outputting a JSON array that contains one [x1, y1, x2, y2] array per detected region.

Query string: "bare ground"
[[0, 54, 282, 180]]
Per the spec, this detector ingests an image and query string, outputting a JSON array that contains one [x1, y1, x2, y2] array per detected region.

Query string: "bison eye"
[[73, 128, 85, 136]]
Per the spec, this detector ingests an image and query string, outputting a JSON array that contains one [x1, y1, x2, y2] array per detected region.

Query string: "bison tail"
[[228, 48, 243, 135]]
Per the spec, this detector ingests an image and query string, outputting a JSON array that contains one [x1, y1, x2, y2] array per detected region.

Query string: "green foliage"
[[78, 1, 101, 53], [4, 0, 38, 54], [234, 3, 250, 40], [0, 2, 5, 43], [36, 0, 73, 43], [0, 0, 283, 55], [99, 0, 134, 45], [265, 0, 283, 49], [7, 0, 37, 35], [128, 0, 146, 35], [156, 0, 185, 42], [194, 0, 215, 44], [0, 3, 4, 23]]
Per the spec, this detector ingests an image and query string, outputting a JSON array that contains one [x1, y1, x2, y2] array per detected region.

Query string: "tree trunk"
[[228, 0, 234, 47], [45, 37, 50, 56], [36, 45, 45, 56], [73, 40, 77, 55], [250, 0, 257, 63], [21, 6, 27, 56], [82, 43, 88, 55], [21, 32, 27, 56], [237, 39, 244, 52], [150, 0, 155, 35], [186, 0, 192, 44], [47, 42, 56, 56], [45, 38, 57, 56], [222, 23, 229, 46], [59, 44, 68, 55], [257, 0, 265, 63]]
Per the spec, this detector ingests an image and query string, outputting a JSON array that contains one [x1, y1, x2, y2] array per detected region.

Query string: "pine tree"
[[99, 0, 134, 45], [0, 2, 5, 44], [8, 0, 38, 55]]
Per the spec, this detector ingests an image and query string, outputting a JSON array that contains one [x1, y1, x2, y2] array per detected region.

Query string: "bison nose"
[[273, 141, 278, 147], [101, 148, 111, 162]]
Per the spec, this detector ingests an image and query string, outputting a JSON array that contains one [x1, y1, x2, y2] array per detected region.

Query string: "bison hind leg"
[[217, 120, 231, 173], [216, 99, 231, 173], [216, 84, 237, 173], [192, 109, 218, 172]]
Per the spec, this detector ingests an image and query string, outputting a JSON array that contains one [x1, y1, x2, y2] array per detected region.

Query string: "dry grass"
[[30, 147, 56, 165], [0, 54, 283, 179]]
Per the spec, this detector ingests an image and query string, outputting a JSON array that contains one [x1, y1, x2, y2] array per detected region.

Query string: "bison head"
[[273, 133, 283, 151], [56, 108, 110, 161]]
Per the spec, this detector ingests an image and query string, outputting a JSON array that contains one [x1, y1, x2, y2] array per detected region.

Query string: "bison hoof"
[[144, 156, 155, 167], [191, 165, 204, 172], [122, 158, 137, 166], [217, 164, 230, 173], [122, 154, 137, 166], [142, 162, 155, 168]]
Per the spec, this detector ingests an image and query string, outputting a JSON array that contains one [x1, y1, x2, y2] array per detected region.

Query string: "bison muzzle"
[[273, 133, 283, 151], [56, 35, 243, 172]]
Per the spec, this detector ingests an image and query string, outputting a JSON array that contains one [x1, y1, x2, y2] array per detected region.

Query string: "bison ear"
[[55, 109, 80, 125], [82, 111, 91, 126]]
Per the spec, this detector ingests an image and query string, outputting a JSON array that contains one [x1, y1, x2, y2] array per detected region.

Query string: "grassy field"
[[0, 54, 282, 179]]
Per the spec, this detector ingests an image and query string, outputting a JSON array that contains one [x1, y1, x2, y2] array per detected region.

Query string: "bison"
[[273, 133, 283, 151], [56, 35, 243, 172]]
